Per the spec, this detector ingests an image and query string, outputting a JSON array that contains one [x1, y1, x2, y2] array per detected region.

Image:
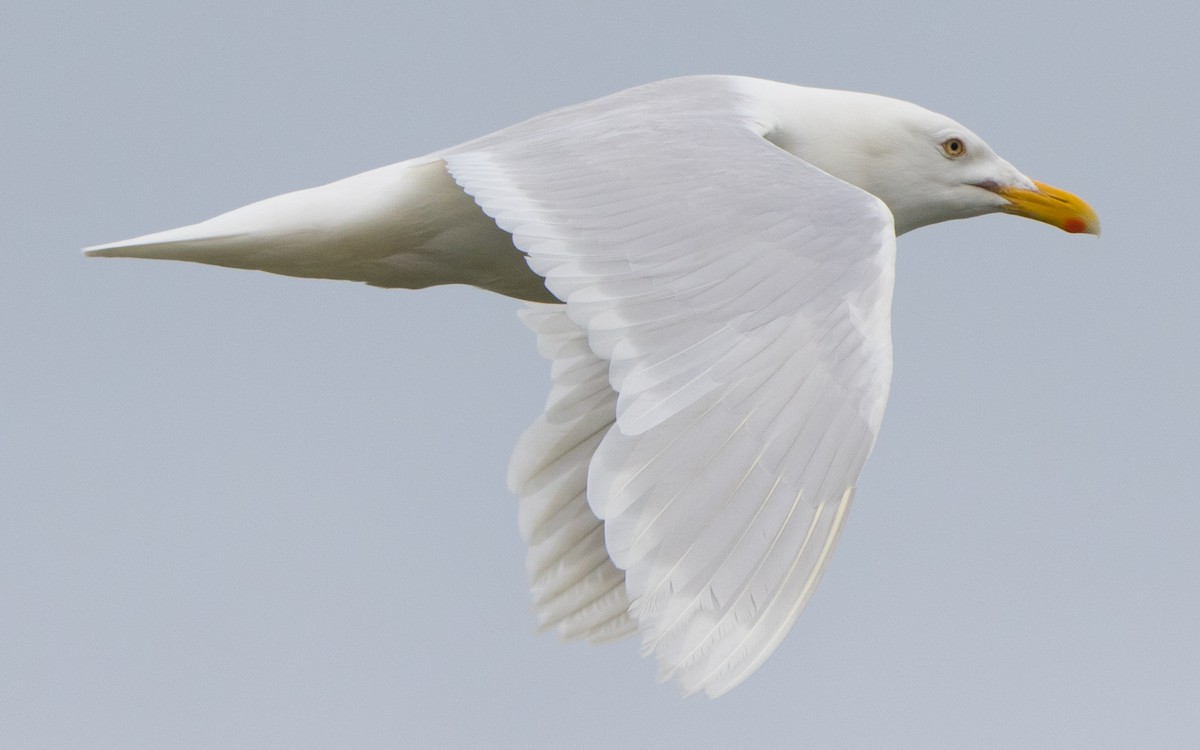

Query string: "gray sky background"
[[4, 1, 1198, 748]]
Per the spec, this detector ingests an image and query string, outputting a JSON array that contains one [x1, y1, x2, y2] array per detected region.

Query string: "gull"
[[87, 75, 1099, 696]]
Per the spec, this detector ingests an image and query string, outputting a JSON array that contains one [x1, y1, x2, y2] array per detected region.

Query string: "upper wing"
[[447, 78, 897, 696]]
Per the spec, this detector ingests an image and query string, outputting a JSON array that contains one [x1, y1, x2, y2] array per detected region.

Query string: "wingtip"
[[82, 232, 175, 258], [82, 241, 126, 257], [80, 225, 251, 263]]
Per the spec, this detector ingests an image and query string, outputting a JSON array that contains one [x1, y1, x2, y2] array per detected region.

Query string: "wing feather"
[[509, 305, 635, 643], [458, 77, 895, 695]]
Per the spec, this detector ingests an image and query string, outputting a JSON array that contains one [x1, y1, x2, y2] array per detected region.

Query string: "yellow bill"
[[994, 180, 1100, 235]]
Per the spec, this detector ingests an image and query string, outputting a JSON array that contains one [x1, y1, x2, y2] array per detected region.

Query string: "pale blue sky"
[[3, 1, 1198, 747]]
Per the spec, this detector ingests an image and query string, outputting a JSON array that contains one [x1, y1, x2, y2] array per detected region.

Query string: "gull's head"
[[766, 87, 1100, 237]]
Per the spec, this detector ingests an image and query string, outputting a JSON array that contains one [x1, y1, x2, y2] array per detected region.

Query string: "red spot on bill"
[[1063, 217, 1087, 234]]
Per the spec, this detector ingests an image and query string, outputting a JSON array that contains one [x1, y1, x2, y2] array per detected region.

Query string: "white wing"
[[508, 304, 635, 643], [448, 77, 896, 696]]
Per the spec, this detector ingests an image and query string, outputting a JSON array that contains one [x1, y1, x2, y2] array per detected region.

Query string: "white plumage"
[[86, 75, 1098, 696]]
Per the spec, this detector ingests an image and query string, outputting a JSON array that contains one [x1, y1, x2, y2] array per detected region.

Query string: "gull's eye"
[[941, 137, 967, 159]]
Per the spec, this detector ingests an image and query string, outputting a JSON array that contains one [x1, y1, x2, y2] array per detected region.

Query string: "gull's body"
[[87, 75, 1097, 697]]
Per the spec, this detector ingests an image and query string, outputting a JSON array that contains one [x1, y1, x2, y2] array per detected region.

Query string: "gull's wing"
[[445, 78, 897, 696], [507, 304, 635, 643]]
